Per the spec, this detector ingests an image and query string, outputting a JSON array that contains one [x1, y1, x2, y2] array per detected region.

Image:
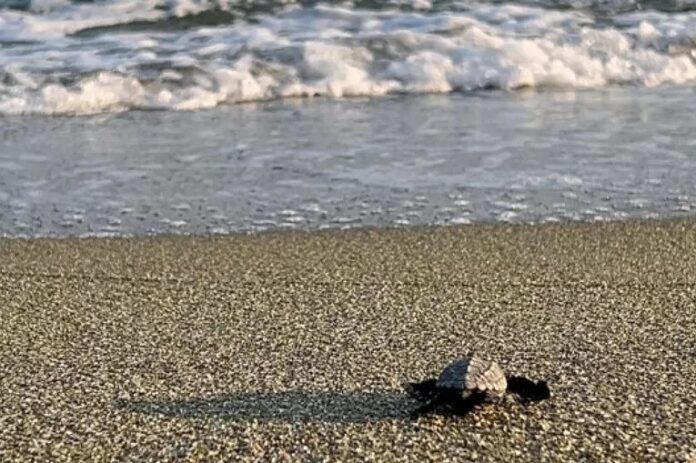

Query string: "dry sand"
[[1, 220, 695, 462]]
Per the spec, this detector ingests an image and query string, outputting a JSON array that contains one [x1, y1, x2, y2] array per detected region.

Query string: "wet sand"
[[1, 220, 695, 461]]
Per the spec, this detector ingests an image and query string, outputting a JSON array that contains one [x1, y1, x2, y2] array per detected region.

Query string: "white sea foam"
[[0, 0, 164, 39], [2, 1, 696, 115]]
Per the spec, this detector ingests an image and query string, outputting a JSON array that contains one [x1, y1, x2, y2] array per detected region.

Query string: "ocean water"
[[1, 0, 696, 236]]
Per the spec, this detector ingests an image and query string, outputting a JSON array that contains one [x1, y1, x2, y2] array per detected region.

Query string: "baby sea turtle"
[[405, 353, 550, 418]]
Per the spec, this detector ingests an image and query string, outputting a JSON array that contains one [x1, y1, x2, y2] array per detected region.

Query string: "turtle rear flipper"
[[410, 392, 448, 419], [450, 391, 487, 416], [506, 375, 551, 403], [410, 389, 485, 419], [404, 378, 438, 402]]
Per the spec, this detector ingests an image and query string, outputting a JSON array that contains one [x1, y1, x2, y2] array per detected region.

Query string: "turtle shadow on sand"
[[115, 390, 411, 424], [116, 356, 550, 423]]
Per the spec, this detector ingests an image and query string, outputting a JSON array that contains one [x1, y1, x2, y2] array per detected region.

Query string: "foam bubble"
[[3, 3, 696, 115]]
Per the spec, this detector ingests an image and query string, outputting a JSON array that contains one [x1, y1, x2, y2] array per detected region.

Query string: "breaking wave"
[[2, 0, 696, 115]]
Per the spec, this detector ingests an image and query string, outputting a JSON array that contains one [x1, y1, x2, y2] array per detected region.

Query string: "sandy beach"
[[1, 219, 694, 462]]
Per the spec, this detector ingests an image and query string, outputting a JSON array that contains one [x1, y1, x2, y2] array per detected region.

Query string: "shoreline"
[[2, 214, 694, 239], [1, 218, 695, 461]]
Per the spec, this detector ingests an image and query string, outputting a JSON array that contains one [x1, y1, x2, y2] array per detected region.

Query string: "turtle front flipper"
[[404, 378, 438, 402], [506, 375, 551, 403]]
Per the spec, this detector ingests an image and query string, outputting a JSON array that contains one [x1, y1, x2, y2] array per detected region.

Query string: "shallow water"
[[2, 86, 695, 237], [3, 0, 696, 237]]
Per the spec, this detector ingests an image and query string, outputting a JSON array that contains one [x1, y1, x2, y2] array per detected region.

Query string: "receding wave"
[[2, 0, 696, 115]]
